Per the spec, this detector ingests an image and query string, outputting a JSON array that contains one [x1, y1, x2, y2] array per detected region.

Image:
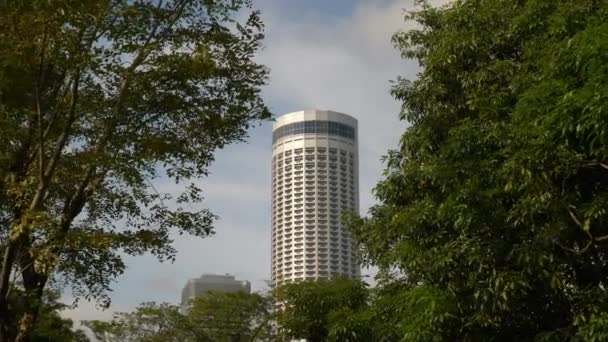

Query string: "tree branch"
[[558, 229, 608, 256], [566, 206, 593, 240], [0, 68, 81, 322], [91, 0, 186, 155], [28, 68, 81, 212], [27, 19, 100, 170], [595, 234, 608, 242], [35, 26, 49, 187], [584, 160, 608, 171], [558, 240, 593, 255], [23, 71, 72, 170]]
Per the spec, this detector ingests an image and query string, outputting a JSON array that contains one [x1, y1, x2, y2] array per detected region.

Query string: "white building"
[[271, 110, 360, 286], [181, 274, 251, 306]]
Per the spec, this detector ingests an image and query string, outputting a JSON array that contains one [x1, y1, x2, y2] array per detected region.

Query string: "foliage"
[[275, 277, 370, 342], [187, 290, 273, 341], [7, 289, 89, 342], [85, 291, 273, 342], [347, 0, 608, 340], [0, 0, 269, 339], [84, 303, 188, 342]]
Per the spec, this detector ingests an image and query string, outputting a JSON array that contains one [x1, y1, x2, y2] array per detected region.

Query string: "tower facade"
[[181, 274, 251, 307], [271, 110, 360, 286]]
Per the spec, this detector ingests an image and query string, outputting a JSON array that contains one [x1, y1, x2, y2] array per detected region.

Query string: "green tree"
[[275, 278, 370, 342], [7, 289, 89, 342], [187, 291, 274, 342], [348, 0, 608, 340], [85, 291, 274, 342], [84, 303, 189, 342], [0, 0, 269, 340]]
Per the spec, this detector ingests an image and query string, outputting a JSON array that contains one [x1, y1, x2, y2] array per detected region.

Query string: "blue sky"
[[63, 0, 441, 322]]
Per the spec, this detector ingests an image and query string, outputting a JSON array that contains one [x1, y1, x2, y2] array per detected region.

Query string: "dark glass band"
[[272, 120, 355, 143]]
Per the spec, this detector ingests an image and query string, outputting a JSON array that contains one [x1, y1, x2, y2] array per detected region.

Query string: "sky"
[[63, 0, 434, 323]]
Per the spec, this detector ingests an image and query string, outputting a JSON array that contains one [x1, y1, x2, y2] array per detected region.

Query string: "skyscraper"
[[181, 274, 251, 306], [271, 110, 360, 286]]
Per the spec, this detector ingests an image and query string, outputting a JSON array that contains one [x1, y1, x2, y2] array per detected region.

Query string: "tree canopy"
[[275, 278, 370, 342], [7, 289, 89, 342], [187, 291, 273, 342], [85, 291, 274, 342], [0, 0, 269, 340], [346, 0, 608, 340]]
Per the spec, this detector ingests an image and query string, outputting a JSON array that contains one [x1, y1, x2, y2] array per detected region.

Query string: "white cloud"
[[259, 0, 413, 147], [255, 0, 433, 213]]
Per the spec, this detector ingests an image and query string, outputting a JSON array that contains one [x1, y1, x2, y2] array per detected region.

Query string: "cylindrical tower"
[[271, 110, 359, 286]]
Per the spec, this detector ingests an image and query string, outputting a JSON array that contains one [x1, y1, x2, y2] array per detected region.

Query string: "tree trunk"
[[13, 241, 47, 342], [13, 287, 45, 342], [0, 235, 25, 342], [14, 312, 35, 342], [0, 241, 18, 313]]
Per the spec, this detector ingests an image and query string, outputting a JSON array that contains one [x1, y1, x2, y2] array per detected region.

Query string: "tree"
[[187, 291, 274, 342], [275, 278, 370, 342], [347, 0, 608, 340], [85, 291, 274, 342], [0, 0, 270, 340], [7, 289, 89, 342], [84, 303, 189, 342]]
